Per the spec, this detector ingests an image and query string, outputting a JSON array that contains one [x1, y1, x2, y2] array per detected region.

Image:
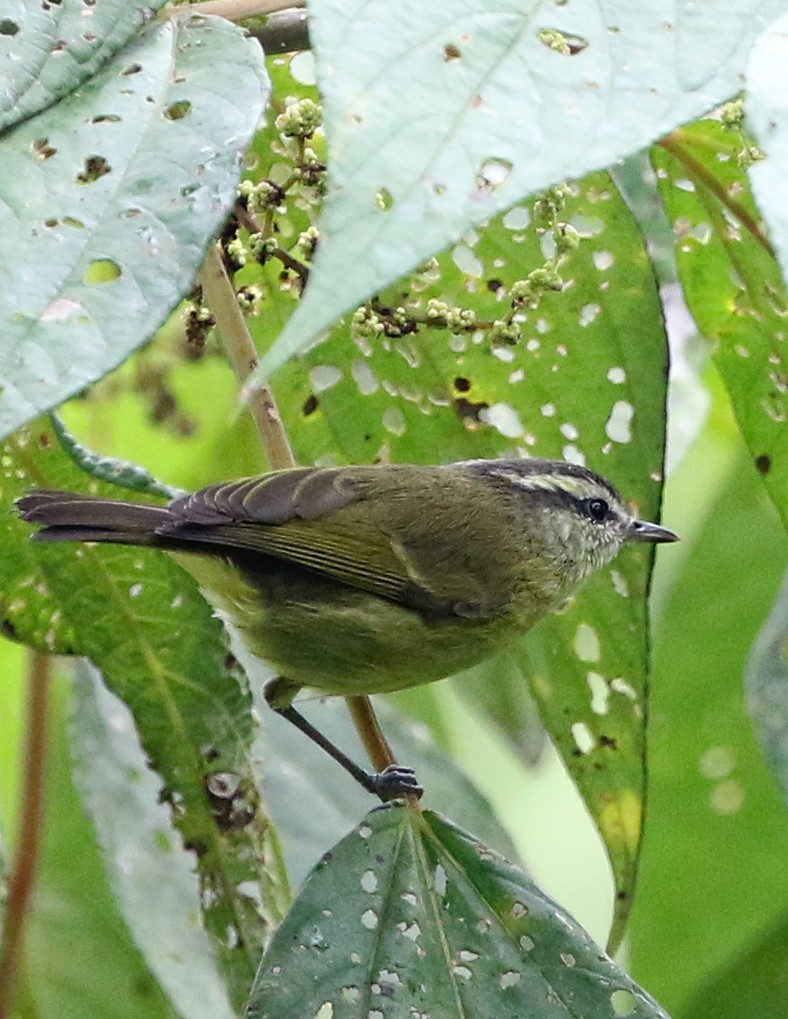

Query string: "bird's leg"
[[264, 678, 423, 802]]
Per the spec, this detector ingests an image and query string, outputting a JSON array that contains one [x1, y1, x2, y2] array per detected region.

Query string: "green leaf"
[[246, 805, 670, 1019], [0, 0, 169, 130], [681, 910, 788, 1019], [0, 422, 272, 1006], [653, 122, 788, 528], [272, 171, 669, 951], [70, 662, 236, 1019], [746, 571, 788, 804], [24, 673, 177, 1019], [0, 14, 269, 441], [630, 444, 788, 1011], [259, 0, 788, 374]]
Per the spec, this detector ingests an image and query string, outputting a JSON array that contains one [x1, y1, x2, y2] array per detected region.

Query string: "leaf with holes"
[[270, 170, 669, 951], [257, 0, 788, 377], [653, 122, 788, 528], [0, 0, 170, 130], [0, 421, 272, 1006], [0, 13, 269, 441], [70, 663, 236, 1019], [246, 805, 670, 1019]]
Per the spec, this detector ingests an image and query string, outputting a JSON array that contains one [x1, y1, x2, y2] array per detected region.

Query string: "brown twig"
[[0, 652, 52, 1019], [182, 0, 305, 21], [200, 243, 296, 469], [200, 243, 399, 793]]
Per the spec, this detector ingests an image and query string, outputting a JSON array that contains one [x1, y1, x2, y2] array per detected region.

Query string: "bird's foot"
[[364, 764, 423, 802]]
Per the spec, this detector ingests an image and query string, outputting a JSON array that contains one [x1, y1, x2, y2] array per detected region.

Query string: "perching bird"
[[18, 457, 677, 799]]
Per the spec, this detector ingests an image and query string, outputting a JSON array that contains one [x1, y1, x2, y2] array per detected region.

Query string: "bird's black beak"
[[628, 519, 680, 544]]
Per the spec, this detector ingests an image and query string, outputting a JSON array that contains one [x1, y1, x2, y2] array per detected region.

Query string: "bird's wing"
[[162, 467, 461, 617]]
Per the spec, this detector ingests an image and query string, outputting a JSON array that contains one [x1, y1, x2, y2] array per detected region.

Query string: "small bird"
[[18, 458, 677, 800]]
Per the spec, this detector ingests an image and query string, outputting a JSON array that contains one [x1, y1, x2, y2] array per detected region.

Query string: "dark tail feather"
[[16, 491, 171, 547]]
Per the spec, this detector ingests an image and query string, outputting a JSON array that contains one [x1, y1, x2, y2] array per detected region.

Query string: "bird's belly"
[[174, 552, 523, 696]]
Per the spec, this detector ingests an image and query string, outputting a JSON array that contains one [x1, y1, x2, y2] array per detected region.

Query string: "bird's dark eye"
[[584, 498, 609, 522]]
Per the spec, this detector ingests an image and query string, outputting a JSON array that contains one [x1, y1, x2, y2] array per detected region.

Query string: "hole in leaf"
[[122, 62, 143, 75], [475, 158, 512, 194], [376, 187, 394, 211], [571, 721, 596, 754], [538, 28, 589, 54], [91, 113, 121, 124], [0, 19, 19, 35], [76, 155, 111, 184], [83, 259, 122, 284], [164, 100, 192, 120], [32, 138, 57, 160], [610, 989, 637, 1016]]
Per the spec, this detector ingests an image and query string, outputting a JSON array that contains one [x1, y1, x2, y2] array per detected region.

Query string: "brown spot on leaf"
[[453, 397, 489, 428], [755, 454, 771, 474], [444, 42, 461, 60]]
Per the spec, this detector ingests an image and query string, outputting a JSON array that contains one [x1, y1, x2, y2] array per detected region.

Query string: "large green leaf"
[[0, 422, 271, 1006], [653, 122, 788, 528], [0, 0, 169, 130], [246, 805, 670, 1019], [630, 443, 788, 1011], [271, 170, 669, 950], [260, 0, 788, 374], [70, 663, 236, 1019], [680, 910, 788, 1019], [0, 13, 269, 441]]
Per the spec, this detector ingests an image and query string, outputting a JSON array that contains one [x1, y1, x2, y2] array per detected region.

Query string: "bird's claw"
[[366, 764, 423, 802]]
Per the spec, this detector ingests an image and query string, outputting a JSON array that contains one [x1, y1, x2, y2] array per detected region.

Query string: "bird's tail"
[[16, 491, 171, 546]]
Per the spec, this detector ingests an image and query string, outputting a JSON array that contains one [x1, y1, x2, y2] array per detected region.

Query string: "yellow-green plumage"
[[17, 457, 677, 798]]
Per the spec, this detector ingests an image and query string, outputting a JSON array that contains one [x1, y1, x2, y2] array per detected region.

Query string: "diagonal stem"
[[200, 243, 400, 793], [0, 652, 52, 1019]]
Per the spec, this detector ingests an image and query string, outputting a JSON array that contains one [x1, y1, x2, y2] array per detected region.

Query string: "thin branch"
[[182, 0, 305, 21], [0, 652, 52, 1019], [200, 243, 296, 469], [200, 246, 405, 797], [248, 8, 309, 54]]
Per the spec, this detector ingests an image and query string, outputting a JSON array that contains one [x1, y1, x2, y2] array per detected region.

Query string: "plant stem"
[[0, 652, 52, 1019], [200, 243, 296, 469], [184, 0, 305, 21], [200, 243, 398, 791]]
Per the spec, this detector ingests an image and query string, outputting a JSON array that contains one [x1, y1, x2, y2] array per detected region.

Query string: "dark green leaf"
[[272, 171, 669, 951], [246, 805, 670, 1019], [681, 910, 788, 1019], [0, 422, 272, 1005], [70, 662, 236, 1019]]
